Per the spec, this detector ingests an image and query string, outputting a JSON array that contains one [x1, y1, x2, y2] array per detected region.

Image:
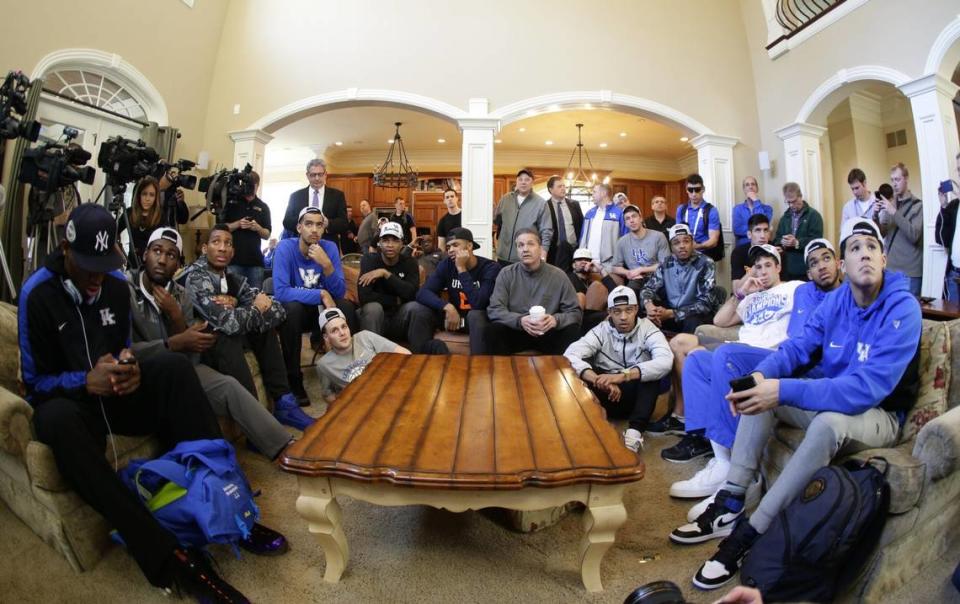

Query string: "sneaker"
[[692, 519, 760, 590], [291, 382, 311, 407], [274, 393, 316, 431], [238, 523, 289, 556], [670, 489, 745, 545], [661, 434, 712, 464], [646, 414, 686, 436], [623, 428, 644, 452], [167, 547, 250, 603], [687, 476, 764, 522], [669, 457, 729, 498]]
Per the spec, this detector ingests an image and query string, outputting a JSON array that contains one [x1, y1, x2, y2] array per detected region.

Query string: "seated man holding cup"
[[486, 228, 582, 354]]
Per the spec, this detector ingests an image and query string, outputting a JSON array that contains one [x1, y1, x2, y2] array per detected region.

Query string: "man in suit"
[[282, 158, 348, 248], [544, 175, 584, 272]]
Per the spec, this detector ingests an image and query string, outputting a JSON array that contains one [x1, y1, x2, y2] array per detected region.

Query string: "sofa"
[[695, 318, 960, 602], [0, 302, 271, 573]]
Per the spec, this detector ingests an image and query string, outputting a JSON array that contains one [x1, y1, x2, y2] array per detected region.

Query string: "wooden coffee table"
[[281, 354, 644, 592]]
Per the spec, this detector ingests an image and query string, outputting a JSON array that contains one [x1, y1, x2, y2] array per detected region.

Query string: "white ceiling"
[[265, 105, 693, 170]]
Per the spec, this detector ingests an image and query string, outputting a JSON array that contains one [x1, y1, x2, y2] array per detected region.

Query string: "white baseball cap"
[[839, 217, 883, 256], [607, 285, 638, 308], [573, 248, 593, 261], [667, 223, 693, 241], [804, 238, 836, 264], [379, 222, 404, 240], [748, 243, 781, 265], [317, 307, 347, 333], [298, 206, 325, 223], [146, 227, 183, 254]]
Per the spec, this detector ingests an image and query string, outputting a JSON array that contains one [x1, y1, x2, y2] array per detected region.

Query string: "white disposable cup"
[[529, 305, 546, 320]]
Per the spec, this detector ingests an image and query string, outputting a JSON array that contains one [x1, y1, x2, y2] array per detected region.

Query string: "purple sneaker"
[[274, 393, 316, 432], [238, 523, 289, 557]]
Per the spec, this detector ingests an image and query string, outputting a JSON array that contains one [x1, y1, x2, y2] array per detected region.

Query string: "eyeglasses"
[[686, 186, 703, 193], [307, 171, 326, 178]]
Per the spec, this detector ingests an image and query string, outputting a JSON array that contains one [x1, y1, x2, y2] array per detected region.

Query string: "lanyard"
[[685, 205, 704, 236]]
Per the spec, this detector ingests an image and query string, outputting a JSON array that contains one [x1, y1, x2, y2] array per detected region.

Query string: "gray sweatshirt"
[[879, 193, 924, 278], [564, 316, 673, 380], [487, 261, 582, 329]]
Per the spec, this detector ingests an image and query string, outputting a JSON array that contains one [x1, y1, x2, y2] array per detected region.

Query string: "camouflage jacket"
[[177, 256, 286, 336]]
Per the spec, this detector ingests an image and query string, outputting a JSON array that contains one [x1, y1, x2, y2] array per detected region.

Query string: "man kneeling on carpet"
[[564, 286, 673, 452], [672, 218, 920, 591], [316, 307, 411, 397]]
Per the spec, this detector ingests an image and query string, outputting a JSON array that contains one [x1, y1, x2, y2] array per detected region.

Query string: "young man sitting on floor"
[[315, 307, 410, 397], [564, 286, 673, 452], [674, 218, 920, 591], [566, 248, 619, 334]]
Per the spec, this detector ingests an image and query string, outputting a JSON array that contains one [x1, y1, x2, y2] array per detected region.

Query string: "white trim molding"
[[489, 91, 714, 137], [923, 13, 960, 77], [776, 122, 828, 213], [229, 129, 274, 175], [249, 89, 469, 132], [31, 48, 169, 125], [795, 65, 913, 125]]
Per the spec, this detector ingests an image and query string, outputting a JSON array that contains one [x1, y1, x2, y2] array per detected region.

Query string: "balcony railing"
[[766, 0, 847, 49]]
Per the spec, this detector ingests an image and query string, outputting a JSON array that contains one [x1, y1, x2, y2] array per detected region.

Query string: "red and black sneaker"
[[167, 547, 250, 603]]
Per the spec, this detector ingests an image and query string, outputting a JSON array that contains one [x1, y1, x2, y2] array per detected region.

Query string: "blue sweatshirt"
[[786, 281, 830, 339], [272, 238, 346, 304], [755, 270, 920, 417], [416, 256, 501, 313]]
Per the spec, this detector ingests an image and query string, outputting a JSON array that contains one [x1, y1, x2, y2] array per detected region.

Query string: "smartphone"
[[117, 358, 137, 366], [941, 180, 955, 195], [729, 375, 757, 393]]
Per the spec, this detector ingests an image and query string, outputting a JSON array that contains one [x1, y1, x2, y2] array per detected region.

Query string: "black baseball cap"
[[63, 204, 122, 272], [517, 168, 534, 179], [446, 227, 479, 249]]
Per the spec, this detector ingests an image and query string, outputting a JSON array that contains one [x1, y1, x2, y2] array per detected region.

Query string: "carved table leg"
[[296, 476, 349, 583], [578, 484, 627, 592]]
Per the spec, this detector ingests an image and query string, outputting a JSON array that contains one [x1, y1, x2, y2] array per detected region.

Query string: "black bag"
[[679, 201, 725, 261], [740, 458, 890, 603]]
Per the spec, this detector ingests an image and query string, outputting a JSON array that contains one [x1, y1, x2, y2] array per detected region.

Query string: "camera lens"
[[623, 581, 687, 604]]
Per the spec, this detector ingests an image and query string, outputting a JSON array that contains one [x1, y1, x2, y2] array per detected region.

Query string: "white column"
[[899, 74, 960, 299], [458, 101, 498, 259], [229, 129, 274, 175], [776, 123, 828, 212], [691, 134, 738, 256]]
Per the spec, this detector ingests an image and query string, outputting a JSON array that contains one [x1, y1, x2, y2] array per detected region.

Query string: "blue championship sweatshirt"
[[271, 238, 346, 304], [755, 270, 921, 418]]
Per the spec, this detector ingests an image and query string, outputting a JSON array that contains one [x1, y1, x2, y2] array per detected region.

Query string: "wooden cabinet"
[[326, 176, 372, 214], [411, 191, 444, 237]]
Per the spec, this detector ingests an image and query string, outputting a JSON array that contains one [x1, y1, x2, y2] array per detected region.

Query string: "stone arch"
[[31, 48, 168, 125]]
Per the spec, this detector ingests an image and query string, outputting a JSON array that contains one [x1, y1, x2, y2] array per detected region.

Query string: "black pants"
[[593, 379, 661, 431], [202, 328, 289, 401], [659, 312, 712, 335], [278, 299, 357, 394], [486, 322, 580, 355], [31, 352, 221, 587]]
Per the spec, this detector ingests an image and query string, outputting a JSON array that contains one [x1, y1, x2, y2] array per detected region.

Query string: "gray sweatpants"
[[195, 364, 291, 459], [726, 405, 900, 533]]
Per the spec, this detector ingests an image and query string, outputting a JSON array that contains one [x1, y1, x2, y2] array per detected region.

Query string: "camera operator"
[[118, 176, 165, 266], [157, 165, 190, 228], [221, 170, 270, 290]]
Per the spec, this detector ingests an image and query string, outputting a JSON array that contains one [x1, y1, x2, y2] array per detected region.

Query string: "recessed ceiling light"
[[548, 104, 560, 111], [518, 127, 526, 133], [388, 139, 394, 144], [437, 138, 446, 143], [494, 139, 502, 143], [599, 142, 608, 148], [584, 103, 593, 109], [545, 140, 553, 146], [334, 141, 343, 146], [619, 132, 627, 137], [680, 136, 689, 142], [526, 110, 537, 117]]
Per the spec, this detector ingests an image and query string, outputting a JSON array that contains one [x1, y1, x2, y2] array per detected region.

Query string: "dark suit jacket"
[[282, 186, 348, 246], [545, 197, 584, 270]]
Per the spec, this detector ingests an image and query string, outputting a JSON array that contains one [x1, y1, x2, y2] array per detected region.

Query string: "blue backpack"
[[120, 439, 259, 549], [740, 458, 890, 603]]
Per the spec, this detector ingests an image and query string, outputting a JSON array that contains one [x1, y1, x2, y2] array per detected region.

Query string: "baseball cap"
[[516, 168, 534, 179], [839, 217, 883, 255], [804, 238, 836, 264], [667, 223, 693, 242], [622, 204, 641, 217], [607, 285, 638, 308], [613, 192, 629, 202], [317, 307, 347, 333], [147, 227, 183, 254], [446, 227, 479, 249], [748, 243, 781, 265], [379, 222, 404, 240], [63, 204, 122, 272], [573, 248, 593, 261], [298, 206, 324, 223]]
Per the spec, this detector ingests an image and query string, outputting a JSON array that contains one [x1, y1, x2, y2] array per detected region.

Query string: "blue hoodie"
[[786, 280, 830, 339], [755, 270, 920, 417], [271, 237, 346, 304]]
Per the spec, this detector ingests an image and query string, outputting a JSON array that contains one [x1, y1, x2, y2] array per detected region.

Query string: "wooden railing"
[[766, 0, 847, 49]]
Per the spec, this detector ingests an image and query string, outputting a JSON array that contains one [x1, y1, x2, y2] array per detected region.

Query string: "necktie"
[[556, 201, 568, 244], [312, 189, 319, 208]]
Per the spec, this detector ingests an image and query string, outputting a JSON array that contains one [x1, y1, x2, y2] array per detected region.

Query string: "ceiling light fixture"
[[334, 141, 343, 146], [599, 142, 608, 148], [518, 127, 526, 133], [619, 132, 627, 137], [437, 138, 446, 143], [373, 122, 418, 188], [680, 136, 689, 142], [494, 139, 502, 143], [563, 123, 606, 202], [545, 140, 553, 146]]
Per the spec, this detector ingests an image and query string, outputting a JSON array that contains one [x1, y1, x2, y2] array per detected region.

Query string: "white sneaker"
[[669, 457, 729, 498], [623, 428, 644, 452], [687, 475, 763, 522]]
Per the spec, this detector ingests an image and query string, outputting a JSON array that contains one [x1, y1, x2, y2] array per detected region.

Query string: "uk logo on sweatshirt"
[[299, 267, 321, 289], [857, 342, 871, 362]]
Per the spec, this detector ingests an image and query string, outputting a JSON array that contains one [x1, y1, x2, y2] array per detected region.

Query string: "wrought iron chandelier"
[[563, 123, 604, 202], [373, 122, 418, 188]]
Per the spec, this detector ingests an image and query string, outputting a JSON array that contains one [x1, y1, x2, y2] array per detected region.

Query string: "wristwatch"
[[621, 367, 634, 380]]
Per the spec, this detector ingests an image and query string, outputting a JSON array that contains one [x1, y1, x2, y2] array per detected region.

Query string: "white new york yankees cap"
[[64, 203, 122, 272]]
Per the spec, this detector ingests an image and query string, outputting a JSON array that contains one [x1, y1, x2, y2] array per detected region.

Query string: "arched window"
[[46, 69, 147, 120]]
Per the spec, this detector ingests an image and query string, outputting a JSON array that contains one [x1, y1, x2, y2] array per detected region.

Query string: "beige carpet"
[[2, 382, 959, 603]]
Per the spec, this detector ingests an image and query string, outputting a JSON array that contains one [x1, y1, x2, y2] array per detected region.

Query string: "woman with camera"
[[118, 176, 166, 267]]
